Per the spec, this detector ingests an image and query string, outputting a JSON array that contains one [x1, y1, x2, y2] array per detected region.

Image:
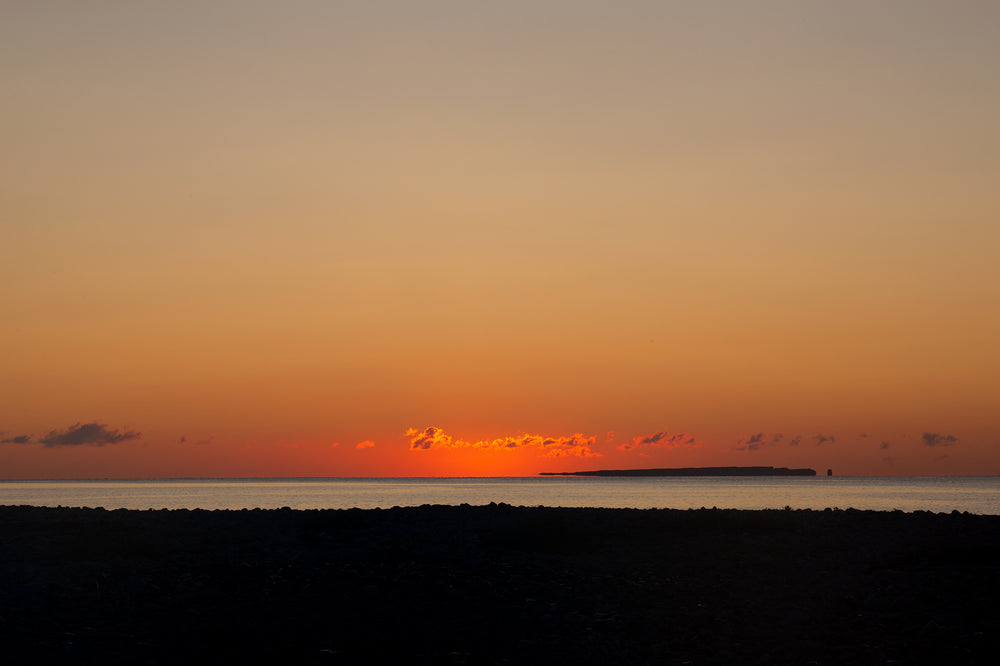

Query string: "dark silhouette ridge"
[[541, 465, 817, 477]]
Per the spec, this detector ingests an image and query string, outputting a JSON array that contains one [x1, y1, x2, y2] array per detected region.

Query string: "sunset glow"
[[2, 1, 998, 478]]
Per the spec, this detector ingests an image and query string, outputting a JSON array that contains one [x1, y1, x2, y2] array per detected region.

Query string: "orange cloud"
[[405, 427, 452, 450], [356, 440, 375, 450], [406, 427, 601, 457], [540, 442, 602, 458], [618, 430, 698, 452]]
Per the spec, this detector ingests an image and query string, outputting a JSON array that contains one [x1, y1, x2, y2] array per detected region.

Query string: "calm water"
[[1, 477, 998, 514]]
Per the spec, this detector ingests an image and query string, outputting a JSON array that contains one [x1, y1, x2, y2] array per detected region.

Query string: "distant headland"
[[540, 466, 817, 477]]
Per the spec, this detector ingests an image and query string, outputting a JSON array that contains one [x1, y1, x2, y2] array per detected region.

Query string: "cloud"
[[618, 430, 698, 452], [788, 435, 802, 447], [406, 427, 602, 457], [492, 433, 600, 457], [733, 432, 765, 452], [540, 444, 602, 458], [37, 422, 141, 448], [880, 441, 891, 450], [732, 432, 784, 452], [1, 434, 33, 444], [922, 432, 958, 447], [356, 440, 375, 450], [406, 426, 452, 450], [813, 434, 835, 446]]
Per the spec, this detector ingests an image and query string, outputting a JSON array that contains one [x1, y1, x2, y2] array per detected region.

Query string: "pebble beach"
[[2, 504, 998, 664]]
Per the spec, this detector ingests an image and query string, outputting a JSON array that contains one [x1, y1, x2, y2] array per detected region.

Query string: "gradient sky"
[[2, 1, 998, 478]]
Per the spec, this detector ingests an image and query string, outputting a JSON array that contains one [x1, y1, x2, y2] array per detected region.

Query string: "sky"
[[2, 1, 998, 478]]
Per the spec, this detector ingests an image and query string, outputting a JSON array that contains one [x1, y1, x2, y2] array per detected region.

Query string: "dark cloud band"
[[39, 422, 141, 448], [922, 432, 958, 447]]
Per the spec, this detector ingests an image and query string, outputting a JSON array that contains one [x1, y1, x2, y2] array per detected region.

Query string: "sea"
[[1, 476, 998, 514]]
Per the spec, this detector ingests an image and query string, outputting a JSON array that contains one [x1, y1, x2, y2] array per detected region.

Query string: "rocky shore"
[[2, 504, 998, 665]]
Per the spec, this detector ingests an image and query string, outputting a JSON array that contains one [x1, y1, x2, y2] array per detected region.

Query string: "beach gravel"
[[1, 504, 998, 664]]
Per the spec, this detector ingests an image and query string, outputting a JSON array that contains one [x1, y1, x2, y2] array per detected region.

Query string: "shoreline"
[[2, 504, 998, 664]]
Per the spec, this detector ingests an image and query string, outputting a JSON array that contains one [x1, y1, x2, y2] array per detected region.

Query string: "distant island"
[[540, 466, 817, 477]]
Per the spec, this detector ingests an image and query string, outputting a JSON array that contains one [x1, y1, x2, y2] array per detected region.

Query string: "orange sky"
[[2, 2, 998, 478]]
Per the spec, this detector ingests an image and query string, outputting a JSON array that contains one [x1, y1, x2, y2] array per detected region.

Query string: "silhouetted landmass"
[[541, 465, 817, 477], [1, 504, 998, 665]]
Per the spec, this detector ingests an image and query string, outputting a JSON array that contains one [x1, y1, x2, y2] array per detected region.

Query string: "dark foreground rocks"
[[1, 505, 998, 665]]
